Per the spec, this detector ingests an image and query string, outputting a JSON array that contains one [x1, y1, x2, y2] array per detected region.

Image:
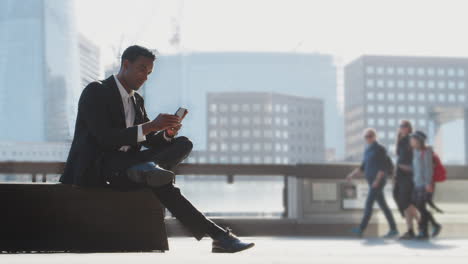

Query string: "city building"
[[78, 34, 100, 89], [0, 0, 80, 142], [345, 55, 468, 162], [142, 52, 341, 159], [187, 92, 324, 164]]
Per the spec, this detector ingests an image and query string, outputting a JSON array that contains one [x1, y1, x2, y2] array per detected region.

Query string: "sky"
[[76, 0, 468, 67], [75, 0, 468, 162]]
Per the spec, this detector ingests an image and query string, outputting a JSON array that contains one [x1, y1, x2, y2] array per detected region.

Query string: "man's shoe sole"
[[212, 243, 255, 253]]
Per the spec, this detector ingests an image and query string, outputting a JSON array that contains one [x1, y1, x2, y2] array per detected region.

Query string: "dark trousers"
[[102, 137, 224, 241], [413, 186, 437, 234], [360, 182, 397, 231]]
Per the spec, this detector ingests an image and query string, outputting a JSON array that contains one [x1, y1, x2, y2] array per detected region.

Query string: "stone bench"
[[0, 183, 168, 252]]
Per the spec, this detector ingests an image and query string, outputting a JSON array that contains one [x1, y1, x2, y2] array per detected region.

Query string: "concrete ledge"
[[0, 184, 168, 252]]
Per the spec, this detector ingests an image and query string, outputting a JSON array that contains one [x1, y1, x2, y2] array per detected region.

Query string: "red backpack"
[[432, 152, 447, 182]]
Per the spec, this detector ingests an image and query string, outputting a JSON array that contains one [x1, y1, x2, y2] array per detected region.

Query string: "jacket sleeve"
[[80, 82, 138, 150], [136, 96, 173, 149]]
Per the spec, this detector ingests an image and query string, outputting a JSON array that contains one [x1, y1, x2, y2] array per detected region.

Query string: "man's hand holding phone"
[[165, 108, 188, 137], [150, 114, 181, 132]]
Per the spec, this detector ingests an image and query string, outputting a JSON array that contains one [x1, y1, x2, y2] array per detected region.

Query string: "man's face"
[[364, 132, 376, 144], [121, 56, 154, 91]]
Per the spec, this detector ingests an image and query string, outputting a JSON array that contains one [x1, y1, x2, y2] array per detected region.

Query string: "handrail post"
[[283, 175, 289, 218], [41, 173, 47, 183], [32, 174, 37, 183]]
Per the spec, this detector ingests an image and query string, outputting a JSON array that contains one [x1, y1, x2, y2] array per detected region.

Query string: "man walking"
[[60, 45, 254, 253], [346, 128, 398, 238]]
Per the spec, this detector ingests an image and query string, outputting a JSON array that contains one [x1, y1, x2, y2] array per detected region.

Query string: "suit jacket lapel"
[[103, 76, 127, 128]]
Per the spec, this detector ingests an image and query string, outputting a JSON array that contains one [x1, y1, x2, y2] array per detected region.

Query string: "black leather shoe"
[[399, 230, 415, 240], [212, 228, 255, 253], [127, 162, 174, 187]]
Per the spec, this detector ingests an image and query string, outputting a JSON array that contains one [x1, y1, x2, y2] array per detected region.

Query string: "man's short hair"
[[121, 45, 156, 64], [363, 128, 377, 138]]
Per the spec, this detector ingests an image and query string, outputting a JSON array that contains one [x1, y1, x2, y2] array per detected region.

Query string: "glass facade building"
[[0, 0, 80, 142]]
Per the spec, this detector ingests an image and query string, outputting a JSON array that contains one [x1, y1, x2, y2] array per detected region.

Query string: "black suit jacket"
[[60, 76, 171, 187]]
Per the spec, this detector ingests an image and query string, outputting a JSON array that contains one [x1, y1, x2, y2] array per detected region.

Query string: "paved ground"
[[1, 237, 468, 264]]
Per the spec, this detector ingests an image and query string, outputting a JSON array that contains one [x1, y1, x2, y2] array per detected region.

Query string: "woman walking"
[[410, 131, 442, 240], [393, 120, 420, 239]]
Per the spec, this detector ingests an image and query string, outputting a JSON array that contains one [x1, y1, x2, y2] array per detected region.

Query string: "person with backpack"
[[410, 131, 443, 240], [393, 120, 421, 239], [346, 128, 399, 238]]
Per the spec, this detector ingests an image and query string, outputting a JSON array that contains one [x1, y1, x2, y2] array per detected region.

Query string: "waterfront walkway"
[[2, 237, 467, 264]]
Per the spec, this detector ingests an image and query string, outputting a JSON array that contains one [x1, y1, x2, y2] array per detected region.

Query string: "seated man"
[[60, 45, 254, 253]]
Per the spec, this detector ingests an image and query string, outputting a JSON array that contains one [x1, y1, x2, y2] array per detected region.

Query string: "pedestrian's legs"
[[376, 189, 397, 231], [360, 187, 378, 231]]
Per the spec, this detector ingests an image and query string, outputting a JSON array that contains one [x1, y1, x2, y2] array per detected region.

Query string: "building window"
[[387, 80, 395, 88], [220, 104, 228, 112], [368, 119, 375, 126], [408, 93, 415, 101], [438, 81, 446, 89], [418, 94, 426, 101], [458, 68, 465, 77], [407, 67, 415, 75], [367, 105, 375, 113], [231, 143, 240, 151], [231, 130, 239, 137], [253, 104, 261, 112], [397, 67, 405, 75], [209, 104, 217, 112], [458, 82, 465, 89], [366, 79, 375, 88], [448, 68, 455, 76], [428, 80, 435, 89], [388, 105, 395, 113], [388, 118, 396, 126], [378, 105, 385, 113], [427, 68, 435, 76], [397, 80, 405, 88], [398, 93, 405, 100], [398, 106, 405, 113], [366, 66, 375, 74], [209, 143, 218, 151], [209, 130, 217, 138], [388, 93, 395, 100], [407, 80, 415, 88], [428, 93, 435, 101], [377, 93, 385, 101], [231, 104, 239, 112], [417, 80, 425, 88], [448, 94, 456, 102], [418, 119, 427, 127], [209, 117, 217, 125], [448, 81, 455, 89], [387, 67, 394, 75], [408, 106, 416, 113], [377, 67, 384, 74], [417, 68, 425, 76], [242, 143, 250, 151], [437, 68, 445, 76], [377, 79, 384, 88], [459, 95, 466, 102], [242, 104, 250, 112], [438, 94, 446, 102], [242, 130, 251, 137]]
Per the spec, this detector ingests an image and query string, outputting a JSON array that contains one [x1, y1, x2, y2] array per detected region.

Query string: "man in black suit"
[[60, 45, 254, 253]]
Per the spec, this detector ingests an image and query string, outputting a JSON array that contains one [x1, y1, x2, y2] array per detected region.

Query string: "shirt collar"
[[114, 75, 134, 100]]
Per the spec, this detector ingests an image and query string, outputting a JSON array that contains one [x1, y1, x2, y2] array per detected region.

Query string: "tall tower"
[[0, 0, 80, 142]]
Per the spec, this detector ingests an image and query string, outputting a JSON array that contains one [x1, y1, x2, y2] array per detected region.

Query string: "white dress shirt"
[[114, 75, 146, 152], [114, 75, 171, 152]]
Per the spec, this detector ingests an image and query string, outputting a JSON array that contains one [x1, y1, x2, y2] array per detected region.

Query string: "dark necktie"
[[130, 96, 144, 126]]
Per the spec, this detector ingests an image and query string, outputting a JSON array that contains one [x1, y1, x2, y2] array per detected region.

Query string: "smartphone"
[[174, 107, 188, 120]]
